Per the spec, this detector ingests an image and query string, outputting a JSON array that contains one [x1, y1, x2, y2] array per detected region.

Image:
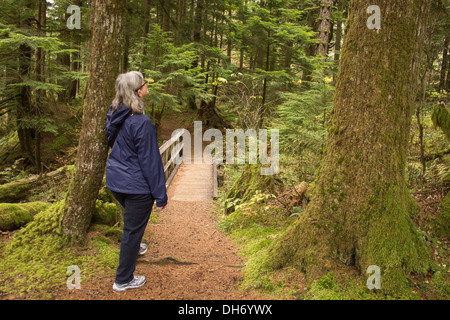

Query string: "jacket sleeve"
[[135, 119, 168, 207]]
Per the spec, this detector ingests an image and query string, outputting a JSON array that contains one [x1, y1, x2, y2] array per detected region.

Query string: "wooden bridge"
[[159, 129, 218, 202]]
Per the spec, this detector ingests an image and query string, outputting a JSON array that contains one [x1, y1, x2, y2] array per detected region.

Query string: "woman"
[[106, 71, 167, 292]]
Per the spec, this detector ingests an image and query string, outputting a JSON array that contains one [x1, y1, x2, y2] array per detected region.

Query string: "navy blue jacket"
[[106, 104, 168, 207]]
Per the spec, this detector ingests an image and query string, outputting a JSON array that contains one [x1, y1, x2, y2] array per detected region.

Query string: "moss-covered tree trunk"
[[267, 0, 432, 294], [62, 0, 125, 245]]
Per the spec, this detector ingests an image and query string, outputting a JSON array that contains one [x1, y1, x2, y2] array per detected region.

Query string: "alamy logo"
[[366, 265, 381, 290], [66, 265, 81, 289], [170, 121, 279, 175], [366, 5, 381, 30], [66, 5, 81, 30]]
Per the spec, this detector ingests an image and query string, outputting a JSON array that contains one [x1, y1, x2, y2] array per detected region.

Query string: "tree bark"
[[16, 1, 35, 168], [302, 1, 320, 84], [333, 0, 344, 83], [62, 0, 125, 245], [33, 0, 47, 173], [317, 0, 333, 57], [161, 0, 171, 32], [447, 55, 450, 91], [175, 0, 186, 44], [439, 34, 449, 92], [266, 0, 432, 295], [193, 0, 203, 45]]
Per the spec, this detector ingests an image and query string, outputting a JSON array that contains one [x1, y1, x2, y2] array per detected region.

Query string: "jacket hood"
[[106, 103, 132, 147]]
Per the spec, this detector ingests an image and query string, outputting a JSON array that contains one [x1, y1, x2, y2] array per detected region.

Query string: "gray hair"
[[111, 71, 145, 114]]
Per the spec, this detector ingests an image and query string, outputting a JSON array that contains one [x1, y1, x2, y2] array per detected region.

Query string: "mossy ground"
[[0, 177, 164, 299], [0, 200, 124, 299], [0, 153, 447, 299], [0, 201, 51, 230], [433, 192, 450, 238], [215, 162, 450, 300]]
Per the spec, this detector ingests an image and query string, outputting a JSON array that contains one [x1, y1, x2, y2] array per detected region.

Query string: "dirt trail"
[[63, 195, 258, 300], [60, 112, 264, 300]]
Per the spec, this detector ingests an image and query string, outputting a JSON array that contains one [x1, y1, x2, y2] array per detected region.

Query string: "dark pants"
[[110, 191, 154, 284]]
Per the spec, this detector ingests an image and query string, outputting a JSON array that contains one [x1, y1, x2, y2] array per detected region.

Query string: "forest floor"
[[0, 110, 448, 300]]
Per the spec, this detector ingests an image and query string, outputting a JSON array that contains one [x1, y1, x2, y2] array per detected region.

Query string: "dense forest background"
[[0, 0, 449, 299], [0, 0, 448, 180]]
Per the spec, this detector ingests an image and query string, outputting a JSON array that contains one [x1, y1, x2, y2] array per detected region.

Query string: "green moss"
[[0, 200, 120, 298], [0, 201, 67, 297], [299, 270, 420, 300], [431, 106, 450, 141], [302, 272, 350, 300], [104, 225, 123, 242], [0, 201, 51, 230], [49, 135, 70, 152], [354, 185, 431, 297], [433, 192, 450, 238], [0, 131, 21, 164], [0, 180, 27, 202], [93, 200, 120, 225], [259, 179, 433, 298], [428, 271, 450, 299]]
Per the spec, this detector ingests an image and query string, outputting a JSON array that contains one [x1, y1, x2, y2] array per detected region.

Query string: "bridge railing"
[[159, 129, 185, 188]]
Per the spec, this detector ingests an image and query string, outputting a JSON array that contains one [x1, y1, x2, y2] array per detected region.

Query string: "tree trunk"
[[122, 30, 129, 73], [69, 0, 82, 100], [34, 0, 47, 173], [260, 29, 271, 128], [446, 56, 450, 91], [302, 1, 320, 84], [175, 0, 186, 44], [17, 43, 34, 167], [141, 0, 152, 70], [62, 0, 125, 245], [266, 0, 432, 295], [439, 34, 449, 92], [161, 0, 171, 33], [317, 0, 333, 57], [227, 8, 233, 62], [333, 0, 344, 83], [16, 1, 35, 167], [193, 0, 203, 45]]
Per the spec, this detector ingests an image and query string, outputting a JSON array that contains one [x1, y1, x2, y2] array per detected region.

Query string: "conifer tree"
[[62, 0, 126, 245], [265, 0, 433, 295]]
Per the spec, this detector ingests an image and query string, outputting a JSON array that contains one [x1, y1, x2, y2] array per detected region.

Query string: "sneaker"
[[113, 275, 146, 292], [138, 243, 148, 256]]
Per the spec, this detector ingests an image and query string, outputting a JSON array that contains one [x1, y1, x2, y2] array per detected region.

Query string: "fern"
[[274, 78, 334, 156]]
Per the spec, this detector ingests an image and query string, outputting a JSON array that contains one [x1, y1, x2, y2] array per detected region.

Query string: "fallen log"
[[0, 199, 120, 231], [0, 201, 51, 231], [0, 166, 72, 203]]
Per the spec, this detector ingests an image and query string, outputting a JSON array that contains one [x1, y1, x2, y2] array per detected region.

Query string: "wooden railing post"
[[159, 129, 186, 188]]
